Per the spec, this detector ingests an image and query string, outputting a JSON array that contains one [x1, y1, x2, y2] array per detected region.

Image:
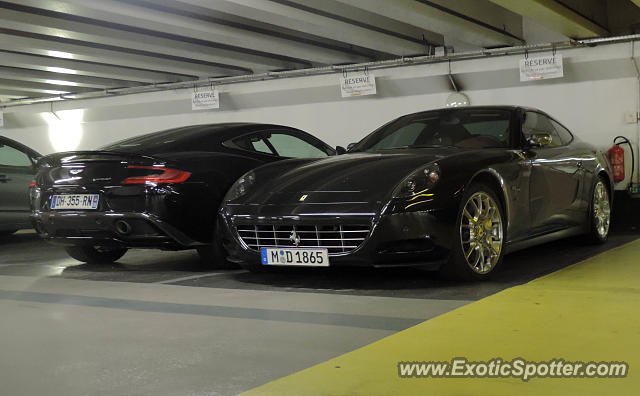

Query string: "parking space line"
[[0, 289, 425, 331], [154, 271, 243, 284]]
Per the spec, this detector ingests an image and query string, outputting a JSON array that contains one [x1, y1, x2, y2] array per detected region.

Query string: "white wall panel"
[[2, 42, 639, 189]]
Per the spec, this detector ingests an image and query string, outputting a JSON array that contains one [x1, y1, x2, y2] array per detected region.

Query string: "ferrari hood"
[[245, 149, 458, 205]]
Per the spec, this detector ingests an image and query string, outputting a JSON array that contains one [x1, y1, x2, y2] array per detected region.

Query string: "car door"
[[522, 111, 583, 235], [0, 141, 37, 230], [547, 117, 588, 218]]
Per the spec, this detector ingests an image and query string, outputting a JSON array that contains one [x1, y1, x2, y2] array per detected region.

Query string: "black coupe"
[[219, 106, 612, 280], [31, 123, 335, 265]]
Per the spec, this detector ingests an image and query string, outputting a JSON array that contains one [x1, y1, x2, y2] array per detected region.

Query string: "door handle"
[[0, 175, 10, 183]]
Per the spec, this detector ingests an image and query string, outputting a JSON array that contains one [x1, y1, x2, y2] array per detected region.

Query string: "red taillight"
[[122, 166, 191, 184]]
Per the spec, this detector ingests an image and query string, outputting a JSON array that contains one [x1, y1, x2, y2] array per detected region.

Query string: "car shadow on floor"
[[3, 229, 637, 300], [0, 232, 71, 264], [58, 249, 217, 283], [214, 232, 639, 300]]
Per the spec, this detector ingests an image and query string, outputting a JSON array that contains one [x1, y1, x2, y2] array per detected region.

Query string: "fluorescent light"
[[46, 67, 77, 75], [42, 90, 71, 95], [42, 109, 85, 152], [45, 80, 79, 87], [47, 50, 74, 59]]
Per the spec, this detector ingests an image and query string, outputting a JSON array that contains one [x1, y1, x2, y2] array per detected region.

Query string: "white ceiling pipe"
[[2, 34, 639, 109]]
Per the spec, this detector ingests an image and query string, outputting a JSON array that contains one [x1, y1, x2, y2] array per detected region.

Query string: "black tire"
[[586, 175, 611, 244], [196, 232, 238, 269], [439, 182, 506, 281], [65, 246, 128, 264]]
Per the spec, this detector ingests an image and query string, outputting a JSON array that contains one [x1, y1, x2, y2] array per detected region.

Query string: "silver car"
[[0, 136, 40, 235]]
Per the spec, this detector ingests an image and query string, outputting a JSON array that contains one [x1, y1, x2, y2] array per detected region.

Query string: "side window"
[[264, 133, 329, 158], [227, 134, 275, 155], [0, 144, 33, 168], [522, 112, 561, 148], [251, 138, 273, 154], [549, 119, 574, 145]]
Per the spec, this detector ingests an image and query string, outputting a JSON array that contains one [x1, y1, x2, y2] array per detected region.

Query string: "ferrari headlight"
[[392, 163, 440, 199], [225, 171, 256, 201]]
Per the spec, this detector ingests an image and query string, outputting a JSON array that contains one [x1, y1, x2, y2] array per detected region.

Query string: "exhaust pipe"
[[114, 220, 132, 236]]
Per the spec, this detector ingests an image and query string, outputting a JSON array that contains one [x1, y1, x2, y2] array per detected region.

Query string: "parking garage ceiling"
[[0, 0, 639, 103]]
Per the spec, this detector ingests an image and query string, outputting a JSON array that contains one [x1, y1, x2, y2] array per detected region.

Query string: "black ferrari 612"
[[219, 106, 612, 280], [31, 123, 335, 265]]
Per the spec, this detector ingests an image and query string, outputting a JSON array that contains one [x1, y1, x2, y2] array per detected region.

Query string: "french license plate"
[[51, 194, 100, 210], [261, 248, 329, 267]]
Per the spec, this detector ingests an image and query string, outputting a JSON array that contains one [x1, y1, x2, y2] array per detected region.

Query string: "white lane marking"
[[155, 271, 243, 284], [16, 229, 37, 234]]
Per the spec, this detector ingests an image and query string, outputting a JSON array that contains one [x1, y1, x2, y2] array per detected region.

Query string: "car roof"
[[99, 122, 316, 155], [396, 105, 555, 121], [101, 122, 302, 150], [415, 105, 519, 113]]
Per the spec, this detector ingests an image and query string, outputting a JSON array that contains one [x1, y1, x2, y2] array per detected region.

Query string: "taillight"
[[122, 166, 191, 184]]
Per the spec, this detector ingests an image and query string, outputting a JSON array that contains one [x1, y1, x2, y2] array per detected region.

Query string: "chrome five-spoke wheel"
[[460, 191, 504, 275]]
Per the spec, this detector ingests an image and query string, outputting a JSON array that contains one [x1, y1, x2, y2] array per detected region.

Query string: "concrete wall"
[[2, 41, 639, 188]]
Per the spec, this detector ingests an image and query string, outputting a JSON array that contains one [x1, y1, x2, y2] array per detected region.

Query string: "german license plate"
[[51, 194, 99, 210], [261, 248, 329, 267]]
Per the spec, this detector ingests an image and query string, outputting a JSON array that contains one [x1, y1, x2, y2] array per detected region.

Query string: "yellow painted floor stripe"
[[242, 239, 640, 395]]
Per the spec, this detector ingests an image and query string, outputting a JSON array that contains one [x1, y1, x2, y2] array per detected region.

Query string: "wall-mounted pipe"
[[631, 40, 640, 189], [1, 34, 640, 109]]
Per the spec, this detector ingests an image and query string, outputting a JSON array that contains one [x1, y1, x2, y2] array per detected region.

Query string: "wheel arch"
[[596, 169, 613, 199], [466, 169, 511, 232]]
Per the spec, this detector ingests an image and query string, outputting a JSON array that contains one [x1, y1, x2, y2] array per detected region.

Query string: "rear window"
[[463, 120, 510, 141]]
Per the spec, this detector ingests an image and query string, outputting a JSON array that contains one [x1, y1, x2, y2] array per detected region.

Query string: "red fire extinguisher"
[[608, 144, 625, 182], [608, 136, 634, 184]]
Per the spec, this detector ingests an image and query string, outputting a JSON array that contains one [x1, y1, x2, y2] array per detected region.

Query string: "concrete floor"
[[0, 230, 636, 395]]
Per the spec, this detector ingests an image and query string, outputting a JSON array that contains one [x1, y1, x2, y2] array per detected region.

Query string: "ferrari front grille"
[[235, 224, 371, 254]]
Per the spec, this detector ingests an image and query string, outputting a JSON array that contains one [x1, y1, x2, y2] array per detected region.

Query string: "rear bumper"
[[219, 205, 456, 269], [31, 211, 202, 249]]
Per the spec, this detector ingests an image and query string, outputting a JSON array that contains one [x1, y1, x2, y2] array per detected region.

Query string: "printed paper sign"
[[192, 87, 219, 110], [340, 73, 377, 97], [519, 54, 564, 81]]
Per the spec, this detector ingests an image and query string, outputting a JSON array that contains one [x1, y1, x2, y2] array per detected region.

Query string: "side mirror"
[[526, 134, 552, 148], [346, 142, 357, 151], [335, 146, 347, 155]]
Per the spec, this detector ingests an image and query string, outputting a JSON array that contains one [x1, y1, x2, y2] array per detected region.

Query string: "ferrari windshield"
[[355, 108, 512, 152]]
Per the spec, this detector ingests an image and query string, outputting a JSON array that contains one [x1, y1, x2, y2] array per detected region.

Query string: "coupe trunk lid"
[[37, 151, 160, 187]]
